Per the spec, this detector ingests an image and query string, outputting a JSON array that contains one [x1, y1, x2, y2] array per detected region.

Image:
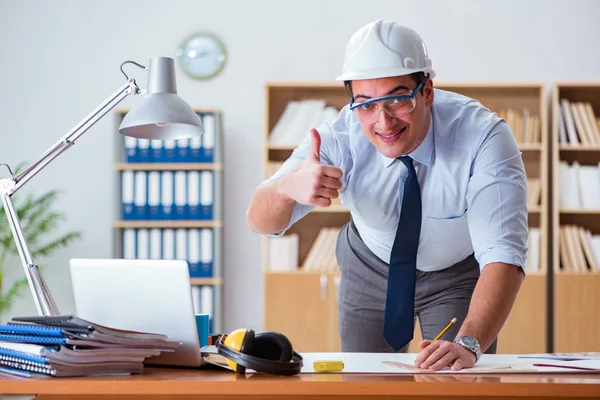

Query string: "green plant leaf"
[[23, 212, 65, 248], [32, 232, 82, 258], [0, 277, 29, 311]]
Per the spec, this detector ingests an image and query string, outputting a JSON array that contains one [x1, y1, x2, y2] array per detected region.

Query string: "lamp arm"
[[0, 78, 140, 316], [12, 79, 140, 194]]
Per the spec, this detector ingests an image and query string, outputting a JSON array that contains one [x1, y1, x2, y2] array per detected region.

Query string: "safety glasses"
[[349, 79, 427, 123]]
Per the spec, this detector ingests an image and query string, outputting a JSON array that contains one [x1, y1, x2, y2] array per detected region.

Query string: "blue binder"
[[137, 139, 150, 163], [124, 137, 138, 163], [200, 171, 214, 220], [176, 139, 190, 162], [121, 171, 135, 220], [200, 114, 216, 163], [150, 140, 165, 163]]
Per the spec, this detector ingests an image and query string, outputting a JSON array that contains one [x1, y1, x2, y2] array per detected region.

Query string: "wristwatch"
[[454, 335, 481, 361]]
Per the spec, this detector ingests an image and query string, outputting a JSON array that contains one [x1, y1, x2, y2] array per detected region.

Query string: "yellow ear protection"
[[216, 328, 303, 375]]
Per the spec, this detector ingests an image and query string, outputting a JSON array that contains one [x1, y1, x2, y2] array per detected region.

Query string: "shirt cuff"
[[477, 244, 527, 274]]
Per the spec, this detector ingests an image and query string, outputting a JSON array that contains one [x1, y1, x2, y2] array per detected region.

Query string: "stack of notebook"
[[0, 315, 180, 378]]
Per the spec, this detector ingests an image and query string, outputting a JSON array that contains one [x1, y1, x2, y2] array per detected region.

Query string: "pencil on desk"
[[430, 317, 457, 343]]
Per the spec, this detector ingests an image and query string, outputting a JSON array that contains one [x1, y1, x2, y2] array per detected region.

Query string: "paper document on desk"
[[200, 345, 232, 370], [299, 353, 600, 374]]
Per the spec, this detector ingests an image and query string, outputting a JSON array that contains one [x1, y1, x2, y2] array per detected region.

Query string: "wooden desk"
[[0, 367, 599, 399]]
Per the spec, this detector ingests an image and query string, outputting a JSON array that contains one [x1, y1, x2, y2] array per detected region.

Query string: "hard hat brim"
[[335, 67, 436, 81]]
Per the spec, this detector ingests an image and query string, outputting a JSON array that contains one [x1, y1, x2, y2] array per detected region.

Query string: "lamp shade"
[[119, 57, 204, 140]]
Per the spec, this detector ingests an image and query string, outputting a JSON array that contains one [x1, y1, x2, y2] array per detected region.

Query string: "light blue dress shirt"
[[264, 88, 529, 272]]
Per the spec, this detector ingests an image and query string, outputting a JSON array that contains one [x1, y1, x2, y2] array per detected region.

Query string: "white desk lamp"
[[0, 57, 203, 316]]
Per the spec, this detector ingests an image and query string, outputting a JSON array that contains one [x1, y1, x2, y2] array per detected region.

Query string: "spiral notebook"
[[0, 316, 180, 378], [0, 341, 154, 364], [0, 356, 143, 377], [5, 316, 180, 349]]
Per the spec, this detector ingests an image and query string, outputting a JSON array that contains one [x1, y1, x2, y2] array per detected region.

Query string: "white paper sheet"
[[299, 353, 600, 374]]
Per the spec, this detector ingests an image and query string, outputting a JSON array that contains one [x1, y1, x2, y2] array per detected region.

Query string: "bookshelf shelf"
[[114, 220, 223, 229], [552, 82, 600, 352], [268, 145, 297, 151], [554, 271, 600, 276], [115, 163, 223, 171], [560, 209, 600, 214], [559, 146, 600, 151], [519, 144, 543, 151], [190, 278, 223, 285], [113, 109, 224, 333], [262, 81, 548, 355]]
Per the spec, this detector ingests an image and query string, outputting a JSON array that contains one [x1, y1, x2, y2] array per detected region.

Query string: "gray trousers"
[[336, 220, 497, 353]]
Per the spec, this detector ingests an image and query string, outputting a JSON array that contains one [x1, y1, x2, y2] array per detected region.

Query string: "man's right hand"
[[277, 129, 343, 207]]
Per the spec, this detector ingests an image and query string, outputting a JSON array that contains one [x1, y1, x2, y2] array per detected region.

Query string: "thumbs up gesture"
[[279, 129, 343, 207]]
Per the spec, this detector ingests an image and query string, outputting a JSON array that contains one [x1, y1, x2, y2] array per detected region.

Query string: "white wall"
[[0, 0, 599, 331]]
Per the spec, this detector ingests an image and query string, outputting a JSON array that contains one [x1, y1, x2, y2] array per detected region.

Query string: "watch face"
[[176, 33, 227, 80], [461, 336, 477, 347]]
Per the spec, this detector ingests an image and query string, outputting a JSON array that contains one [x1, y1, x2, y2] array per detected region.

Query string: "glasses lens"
[[353, 97, 416, 123]]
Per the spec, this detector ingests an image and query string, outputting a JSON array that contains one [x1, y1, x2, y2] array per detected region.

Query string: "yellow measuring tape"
[[313, 360, 345, 372]]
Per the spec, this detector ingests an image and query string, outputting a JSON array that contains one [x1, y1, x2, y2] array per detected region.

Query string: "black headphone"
[[215, 328, 303, 375]]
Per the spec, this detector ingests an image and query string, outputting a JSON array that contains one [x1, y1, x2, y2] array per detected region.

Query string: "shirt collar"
[[380, 113, 435, 168]]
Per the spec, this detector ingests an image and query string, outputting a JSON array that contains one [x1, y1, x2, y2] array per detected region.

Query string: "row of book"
[[123, 228, 214, 278], [267, 227, 340, 273], [557, 99, 600, 146], [526, 178, 542, 209], [268, 227, 541, 274], [526, 228, 542, 273], [558, 161, 600, 210], [302, 227, 341, 273], [0, 315, 179, 378], [269, 100, 340, 147], [497, 108, 541, 144], [191, 285, 214, 333], [124, 113, 217, 163], [558, 224, 600, 273], [121, 170, 214, 221], [267, 233, 298, 272]]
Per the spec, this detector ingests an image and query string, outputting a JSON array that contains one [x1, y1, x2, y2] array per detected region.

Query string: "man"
[[246, 20, 528, 371]]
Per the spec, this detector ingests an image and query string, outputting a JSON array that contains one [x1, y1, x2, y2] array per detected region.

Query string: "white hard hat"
[[336, 20, 436, 81]]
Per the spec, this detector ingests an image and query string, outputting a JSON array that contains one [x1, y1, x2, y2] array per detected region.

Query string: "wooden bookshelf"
[[435, 83, 548, 354], [552, 83, 600, 352], [262, 81, 549, 354], [263, 82, 350, 351]]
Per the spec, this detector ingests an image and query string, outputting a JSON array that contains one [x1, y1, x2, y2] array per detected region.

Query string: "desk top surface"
[[1, 367, 600, 398]]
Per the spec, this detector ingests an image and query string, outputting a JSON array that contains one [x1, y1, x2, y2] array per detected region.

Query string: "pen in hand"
[[430, 317, 457, 344], [415, 317, 458, 369]]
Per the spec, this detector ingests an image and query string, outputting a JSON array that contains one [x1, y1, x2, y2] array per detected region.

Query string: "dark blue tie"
[[383, 156, 422, 351]]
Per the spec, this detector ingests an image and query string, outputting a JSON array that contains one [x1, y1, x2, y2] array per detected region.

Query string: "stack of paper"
[[0, 315, 180, 378]]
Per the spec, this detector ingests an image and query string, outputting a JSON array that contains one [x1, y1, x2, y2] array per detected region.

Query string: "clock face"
[[177, 33, 227, 80]]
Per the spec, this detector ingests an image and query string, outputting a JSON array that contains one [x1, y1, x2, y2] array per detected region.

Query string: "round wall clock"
[[176, 32, 227, 80]]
